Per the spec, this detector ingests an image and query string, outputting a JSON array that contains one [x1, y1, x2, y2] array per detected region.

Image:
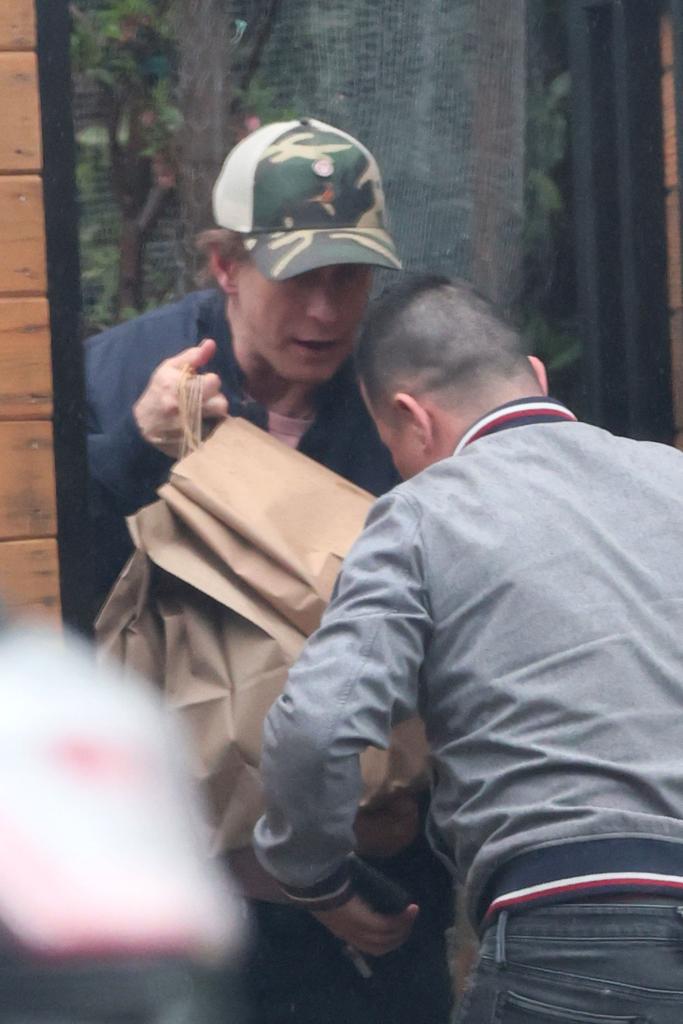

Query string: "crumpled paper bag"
[[97, 417, 429, 853]]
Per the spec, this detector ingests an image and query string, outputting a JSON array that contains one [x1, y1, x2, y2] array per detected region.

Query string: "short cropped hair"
[[356, 274, 534, 412], [195, 228, 249, 286]]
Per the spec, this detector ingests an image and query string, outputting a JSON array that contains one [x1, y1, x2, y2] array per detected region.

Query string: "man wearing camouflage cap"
[[86, 118, 402, 603], [85, 119, 453, 1024]]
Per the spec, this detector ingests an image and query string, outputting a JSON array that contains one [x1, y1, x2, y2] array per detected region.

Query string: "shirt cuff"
[[279, 861, 354, 911]]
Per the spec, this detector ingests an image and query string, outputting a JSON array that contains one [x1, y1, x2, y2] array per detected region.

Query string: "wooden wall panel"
[[0, 537, 60, 616], [0, 52, 41, 171], [0, 420, 56, 539], [0, 175, 46, 294], [0, 2, 62, 619], [0, 0, 35, 52], [0, 297, 52, 420]]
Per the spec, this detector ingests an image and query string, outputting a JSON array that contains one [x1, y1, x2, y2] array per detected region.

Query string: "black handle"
[[348, 855, 412, 915]]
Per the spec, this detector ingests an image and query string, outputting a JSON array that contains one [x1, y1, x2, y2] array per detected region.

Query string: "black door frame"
[[568, 0, 674, 441], [35, 0, 92, 632]]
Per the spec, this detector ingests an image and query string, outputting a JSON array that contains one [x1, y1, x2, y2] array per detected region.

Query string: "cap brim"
[[244, 228, 402, 281]]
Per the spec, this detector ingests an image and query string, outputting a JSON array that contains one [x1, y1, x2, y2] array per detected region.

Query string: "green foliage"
[[71, 0, 180, 157], [521, 310, 581, 374], [236, 77, 297, 126], [141, 78, 183, 155], [80, 233, 121, 333], [522, 53, 580, 394], [74, 112, 121, 330], [73, 2, 299, 329], [524, 70, 570, 257], [72, 0, 182, 324]]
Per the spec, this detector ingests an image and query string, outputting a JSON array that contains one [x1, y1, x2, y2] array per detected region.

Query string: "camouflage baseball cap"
[[212, 117, 402, 281]]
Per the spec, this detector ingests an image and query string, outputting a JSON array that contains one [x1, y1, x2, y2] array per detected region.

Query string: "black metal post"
[[568, 0, 673, 441], [669, 0, 683, 341], [35, 0, 92, 633]]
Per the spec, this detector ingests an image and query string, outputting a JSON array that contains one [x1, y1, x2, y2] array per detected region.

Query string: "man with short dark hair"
[[254, 274, 683, 1022]]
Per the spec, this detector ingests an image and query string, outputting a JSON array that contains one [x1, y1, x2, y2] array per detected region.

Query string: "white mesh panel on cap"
[[306, 117, 377, 169], [212, 119, 301, 231]]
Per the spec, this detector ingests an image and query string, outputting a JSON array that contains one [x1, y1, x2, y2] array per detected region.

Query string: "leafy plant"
[[71, 0, 181, 320], [72, 0, 294, 327], [521, 6, 581, 408]]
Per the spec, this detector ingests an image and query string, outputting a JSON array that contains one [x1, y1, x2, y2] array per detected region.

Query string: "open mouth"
[[292, 339, 338, 353]]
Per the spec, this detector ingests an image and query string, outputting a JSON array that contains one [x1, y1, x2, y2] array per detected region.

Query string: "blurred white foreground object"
[[0, 623, 245, 1023]]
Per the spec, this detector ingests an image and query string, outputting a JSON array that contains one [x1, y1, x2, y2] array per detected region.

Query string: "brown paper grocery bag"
[[97, 417, 429, 854]]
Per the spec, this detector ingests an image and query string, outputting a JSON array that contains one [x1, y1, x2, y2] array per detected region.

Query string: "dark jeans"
[[244, 834, 454, 1024], [455, 900, 683, 1024]]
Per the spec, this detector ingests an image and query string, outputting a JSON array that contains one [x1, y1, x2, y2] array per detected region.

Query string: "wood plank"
[[666, 190, 683, 310], [0, 537, 60, 617], [0, 52, 41, 172], [0, 420, 56, 539], [0, 297, 51, 419], [0, 176, 46, 294], [662, 69, 678, 191], [0, 0, 36, 51]]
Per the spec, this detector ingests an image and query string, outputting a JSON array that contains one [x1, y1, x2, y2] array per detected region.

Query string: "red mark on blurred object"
[[50, 739, 146, 784]]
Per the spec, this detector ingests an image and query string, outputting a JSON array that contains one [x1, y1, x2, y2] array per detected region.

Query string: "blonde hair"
[[195, 228, 249, 287]]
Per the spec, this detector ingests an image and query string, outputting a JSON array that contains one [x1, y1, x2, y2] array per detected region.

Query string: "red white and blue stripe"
[[479, 837, 683, 926], [455, 397, 577, 455]]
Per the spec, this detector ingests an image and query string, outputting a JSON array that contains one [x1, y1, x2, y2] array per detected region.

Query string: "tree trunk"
[[108, 94, 151, 316], [470, 0, 527, 308], [174, 0, 233, 291]]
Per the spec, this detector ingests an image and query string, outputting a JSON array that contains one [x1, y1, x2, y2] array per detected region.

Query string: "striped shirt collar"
[[454, 397, 577, 456]]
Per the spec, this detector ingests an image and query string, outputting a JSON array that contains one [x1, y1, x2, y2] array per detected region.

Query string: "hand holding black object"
[[312, 855, 418, 965]]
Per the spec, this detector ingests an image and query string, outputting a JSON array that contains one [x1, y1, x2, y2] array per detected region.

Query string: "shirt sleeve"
[[87, 408, 172, 515], [84, 323, 176, 605], [253, 489, 431, 906]]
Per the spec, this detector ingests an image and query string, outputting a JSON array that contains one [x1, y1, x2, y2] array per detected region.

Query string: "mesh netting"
[[251, 0, 526, 306], [73, 0, 531, 324]]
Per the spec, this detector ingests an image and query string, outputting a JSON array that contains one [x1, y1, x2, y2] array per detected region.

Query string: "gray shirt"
[[254, 413, 683, 926]]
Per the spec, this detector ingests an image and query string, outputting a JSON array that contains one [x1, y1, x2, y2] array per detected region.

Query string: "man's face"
[[226, 260, 372, 385]]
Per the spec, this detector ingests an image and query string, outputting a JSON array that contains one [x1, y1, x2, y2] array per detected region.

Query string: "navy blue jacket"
[[86, 289, 399, 605]]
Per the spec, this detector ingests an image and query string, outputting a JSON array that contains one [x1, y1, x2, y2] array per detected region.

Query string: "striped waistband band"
[[479, 837, 683, 927]]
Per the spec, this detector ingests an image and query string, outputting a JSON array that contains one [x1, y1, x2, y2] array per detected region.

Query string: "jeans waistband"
[[478, 836, 683, 928]]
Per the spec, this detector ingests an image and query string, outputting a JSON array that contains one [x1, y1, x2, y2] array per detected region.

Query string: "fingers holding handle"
[[133, 338, 228, 456]]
